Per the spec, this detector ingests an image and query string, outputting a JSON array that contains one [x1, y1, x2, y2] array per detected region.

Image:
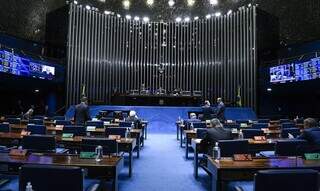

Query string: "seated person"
[[297, 118, 320, 145], [23, 105, 35, 120], [202, 100, 213, 121], [215, 97, 226, 122], [126, 110, 139, 123], [155, 87, 166, 95], [185, 113, 201, 128], [200, 118, 232, 155]]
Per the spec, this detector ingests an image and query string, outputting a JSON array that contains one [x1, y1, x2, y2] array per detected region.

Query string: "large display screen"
[[0, 50, 55, 80], [270, 57, 320, 83]]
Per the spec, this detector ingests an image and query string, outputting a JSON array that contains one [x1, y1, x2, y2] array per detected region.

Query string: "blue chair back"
[[119, 122, 133, 128], [192, 122, 207, 129], [281, 128, 301, 138], [0, 123, 10, 133], [235, 119, 249, 124], [19, 165, 84, 191], [223, 123, 240, 129], [242, 129, 264, 139], [86, 121, 104, 128], [279, 119, 291, 124], [296, 118, 304, 124], [27, 124, 46, 135], [254, 169, 319, 191], [281, 122, 296, 129], [29, 119, 44, 125], [275, 139, 308, 156], [7, 118, 20, 124], [63, 125, 86, 136], [105, 127, 127, 138], [81, 138, 118, 154], [53, 116, 66, 120], [22, 135, 56, 152], [101, 117, 113, 122], [32, 116, 45, 120], [257, 119, 270, 123], [252, 123, 268, 129], [218, 140, 249, 157], [55, 120, 72, 126], [196, 128, 207, 139]]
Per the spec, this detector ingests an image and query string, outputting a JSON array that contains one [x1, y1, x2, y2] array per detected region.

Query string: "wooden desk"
[[207, 156, 320, 191], [0, 153, 123, 191]]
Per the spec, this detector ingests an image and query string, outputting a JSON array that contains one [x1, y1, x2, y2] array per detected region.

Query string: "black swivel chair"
[[218, 140, 249, 157], [22, 135, 56, 153], [81, 137, 118, 155], [63, 125, 86, 136], [0, 123, 10, 133], [105, 127, 127, 138], [26, 124, 46, 135], [275, 139, 308, 156], [242, 129, 264, 139]]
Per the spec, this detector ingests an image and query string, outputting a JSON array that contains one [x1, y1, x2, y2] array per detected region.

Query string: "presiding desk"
[[207, 156, 320, 191], [0, 153, 123, 191]]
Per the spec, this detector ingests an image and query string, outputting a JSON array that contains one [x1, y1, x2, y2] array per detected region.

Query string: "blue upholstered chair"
[[19, 165, 101, 191], [242, 129, 264, 139], [196, 128, 207, 139], [0, 123, 10, 133], [218, 140, 249, 157], [7, 118, 20, 124], [279, 119, 291, 124], [223, 123, 240, 129], [22, 135, 56, 152], [55, 120, 72, 126], [86, 121, 104, 128], [81, 137, 118, 154], [275, 139, 308, 156], [251, 123, 268, 129], [192, 122, 207, 129], [295, 118, 304, 124], [235, 119, 249, 124], [257, 119, 270, 123], [119, 122, 133, 128], [281, 122, 296, 129], [228, 169, 319, 191], [63, 125, 86, 136], [32, 116, 45, 120], [105, 127, 127, 138], [27, 124, 46, 135], [53, 116, 66, 120], [100, 117, 114, 122], [28, 119, 44, 125], [281, 128, 301, 138]]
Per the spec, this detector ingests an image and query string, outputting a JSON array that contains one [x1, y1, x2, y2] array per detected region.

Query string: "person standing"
[[216, 97, 226, 122], [74, 97, 91, 125]]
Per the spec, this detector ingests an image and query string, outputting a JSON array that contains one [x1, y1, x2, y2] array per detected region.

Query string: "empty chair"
[[281, 128, 301, 138], [100, 117, 113, 122], [0, 123, 10, 133], [19, 165, 101, 191], [279, 119, 290, 124], [223, 123, 240, 129], [119, 122, 133, 128], [257, 119, 270, 123], [63, 125, 86, 136], [22, 135, 56, 152], [53, 116, 66, 120], [275, 139, 308, 156], [105, 127, 127, 138], [82, 137, 118, 154], [236, 119, 249, 124], [196, 128, 207, 139], [218, 140, 249, 157], [281, 122, 296, 129], [228, 169, 319, 191], [55, 120, 72, 126], [86, 121, 104, 128], [242, 129, 264, 139], [29, 119, 44, 125], [7, 118, 20, 124], [27, 124, 46, 135], [251, 123, 269, 129]]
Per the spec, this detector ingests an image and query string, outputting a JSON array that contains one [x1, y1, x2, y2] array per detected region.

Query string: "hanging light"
[[209, 0, 218, 6], [168, 0, 175, 7], [146, 0, 154, 6], [187, 0, 195, 7], [123, 0, 130, 9]]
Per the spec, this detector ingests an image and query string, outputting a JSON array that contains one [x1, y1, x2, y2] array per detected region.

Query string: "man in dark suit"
[[200, 118, 232, 155], [202, 100, 213, 121], [297, 118, 320, 145], [74, 97, 91, 125], [215, 97, 226, 122]]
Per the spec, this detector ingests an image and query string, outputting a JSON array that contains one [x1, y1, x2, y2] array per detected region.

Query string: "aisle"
[[118, 133, 209, 191]]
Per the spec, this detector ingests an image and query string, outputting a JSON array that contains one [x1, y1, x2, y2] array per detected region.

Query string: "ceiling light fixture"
[[194, 16, 199, 20], [215, 12, 221, 17], [209, 0, 218, 6], [146, 0, 154, 6], [123, 0, 130, 9], [175, 17, 182, 22], [125, 15, 132, 20], [168, 0, 175, 7], [187, 0, 195, 7], [134, 16, 140, 21], [184, 17, 190, 22], [143, 17, 150, 22]]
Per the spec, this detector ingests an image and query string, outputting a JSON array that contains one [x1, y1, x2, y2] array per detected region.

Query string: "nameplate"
[[254, 136, 266, 141], [20, 131, 31, 136], [62, 133, 74, 138], [56, 125, 64, 129], [233, 154, 252, 161], [240, 123, 248, 128], [305, 153, 320, 160], [109, 135, 121, 140], [86, 126, 96, 131], [80, 152, 96, 159], [9, 149, 28, 157]]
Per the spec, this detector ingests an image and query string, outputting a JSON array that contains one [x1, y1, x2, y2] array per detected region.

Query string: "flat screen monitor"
[[0, 49, 55, 80], [270, 64, 295, 83]]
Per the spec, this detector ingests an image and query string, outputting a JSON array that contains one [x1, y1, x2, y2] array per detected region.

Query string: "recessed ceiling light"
[[143, 17, 150, 22], [85, 5, 91, 10], [123, 0, 130, 9], [194, 16, 199, 20], [125, 15, 132, 20], [205, 14, 211, 19], [104, 10, 111, 15], [209, 0, 218, 6], [227, 10, 232, 15], [215, 12, 221, 17], [146, 0, 154, 6], [134, 16, 140, 21], [175, 17, 182, 22], [187, 0, 195, 7], [184, 17, 190, 22], [168, 0, 175, 7]]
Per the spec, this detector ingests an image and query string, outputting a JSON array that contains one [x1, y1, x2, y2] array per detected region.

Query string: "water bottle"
[[26, 182, 33, 191], [238, 129, 244, 139], [95, 145, 103, 162], [131, 121, 135, 129], [212, 142, 221, 160]]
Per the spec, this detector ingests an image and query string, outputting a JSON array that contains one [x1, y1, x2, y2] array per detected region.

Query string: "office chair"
[[28, 119, 44, 125], [63, 125, 86, 136], [86, 121, 104, 128], [55, 120, 72, 126], [105, 127, 127, 138], [22, 135, 56, 152], [81, 137, 118, 154], [26, 124, 46, 135], [218, 140, 249, 157], [242, 129, 264, 139], [251, 123, 269, 129], [275, 139, 308, 156], [281, 128, 301, 138], [0, 123, 10, 133]]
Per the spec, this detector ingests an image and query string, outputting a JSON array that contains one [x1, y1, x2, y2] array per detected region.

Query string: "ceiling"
[[0, 0, 320, 46]]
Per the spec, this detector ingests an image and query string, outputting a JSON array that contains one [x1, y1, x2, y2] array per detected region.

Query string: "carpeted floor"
[[118, 132, 210, 191]]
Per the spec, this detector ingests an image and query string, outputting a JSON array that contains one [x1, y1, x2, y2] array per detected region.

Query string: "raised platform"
[[66, 106, 257, 133]]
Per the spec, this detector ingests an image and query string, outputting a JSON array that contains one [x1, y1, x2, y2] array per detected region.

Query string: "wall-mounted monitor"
[[270, 57, 320, 83], [0, 50, 55, 80]]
